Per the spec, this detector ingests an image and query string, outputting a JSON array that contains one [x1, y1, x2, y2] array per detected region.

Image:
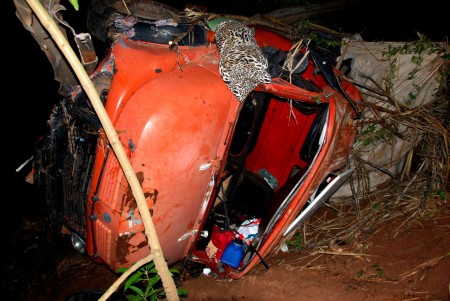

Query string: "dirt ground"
[[182, 194, 450, 301], [182, 210, 450, 301], [3, 193, 449, 301]]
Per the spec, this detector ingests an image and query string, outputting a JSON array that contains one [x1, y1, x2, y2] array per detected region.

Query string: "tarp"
[[333, 38, 447, 198]]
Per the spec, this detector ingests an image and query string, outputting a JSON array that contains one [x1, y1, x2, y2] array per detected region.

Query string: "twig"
[[121, 0, 130, 15], [395, 161, 426, 203], [16, 156, 34, 172], [316, 250, 373, 257], [297, 253, 324, 271], [355, 156, 395, 179], [398, 256, 445, 281]]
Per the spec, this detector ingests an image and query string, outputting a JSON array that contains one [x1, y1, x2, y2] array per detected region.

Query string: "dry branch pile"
[[302, 37, 449, 252]]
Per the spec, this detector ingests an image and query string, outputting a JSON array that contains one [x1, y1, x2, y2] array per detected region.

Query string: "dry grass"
[[301, 180, 448, 252], [299, 42, 449, 252], [183, 8, 348, 41]]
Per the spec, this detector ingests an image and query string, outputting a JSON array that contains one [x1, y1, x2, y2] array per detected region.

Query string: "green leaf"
[[147, 274, 161, 287], [177, 288, 189, 296], [116, 267, 129, 274], [144, 283, 153, 296], [128, 295, 143, 301], [148, 267, 158, 274], [128, 285, 144, 296], [67, 0, 79, 11], [125, 271, 144, 290], [142, 261, 156, 273]]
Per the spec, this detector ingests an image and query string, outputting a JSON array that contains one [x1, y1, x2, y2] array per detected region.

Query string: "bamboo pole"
[[24, 1, 179, 300]]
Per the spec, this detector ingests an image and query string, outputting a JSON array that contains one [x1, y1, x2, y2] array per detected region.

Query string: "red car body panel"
[[86, 38, 241, 267], [81, 26, 361, 277]]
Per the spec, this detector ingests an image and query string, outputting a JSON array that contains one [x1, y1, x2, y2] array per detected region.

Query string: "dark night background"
[[2, 0, 448, 299], [4, 0, 448, 221]]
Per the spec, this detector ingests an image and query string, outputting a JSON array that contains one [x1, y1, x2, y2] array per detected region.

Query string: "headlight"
[[71, 233, 86, 254]]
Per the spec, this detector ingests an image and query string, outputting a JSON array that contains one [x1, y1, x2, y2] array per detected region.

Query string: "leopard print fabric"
[[215, 21, 271, 102]]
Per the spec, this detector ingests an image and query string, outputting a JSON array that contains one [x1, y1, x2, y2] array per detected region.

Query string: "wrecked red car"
[[17, 0, 362, 279]]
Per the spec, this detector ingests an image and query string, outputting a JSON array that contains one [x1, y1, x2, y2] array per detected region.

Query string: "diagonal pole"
[[23, 1, 179, 300]]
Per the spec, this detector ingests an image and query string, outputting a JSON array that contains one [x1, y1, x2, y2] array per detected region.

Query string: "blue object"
[[221, 238, 244, 268]]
